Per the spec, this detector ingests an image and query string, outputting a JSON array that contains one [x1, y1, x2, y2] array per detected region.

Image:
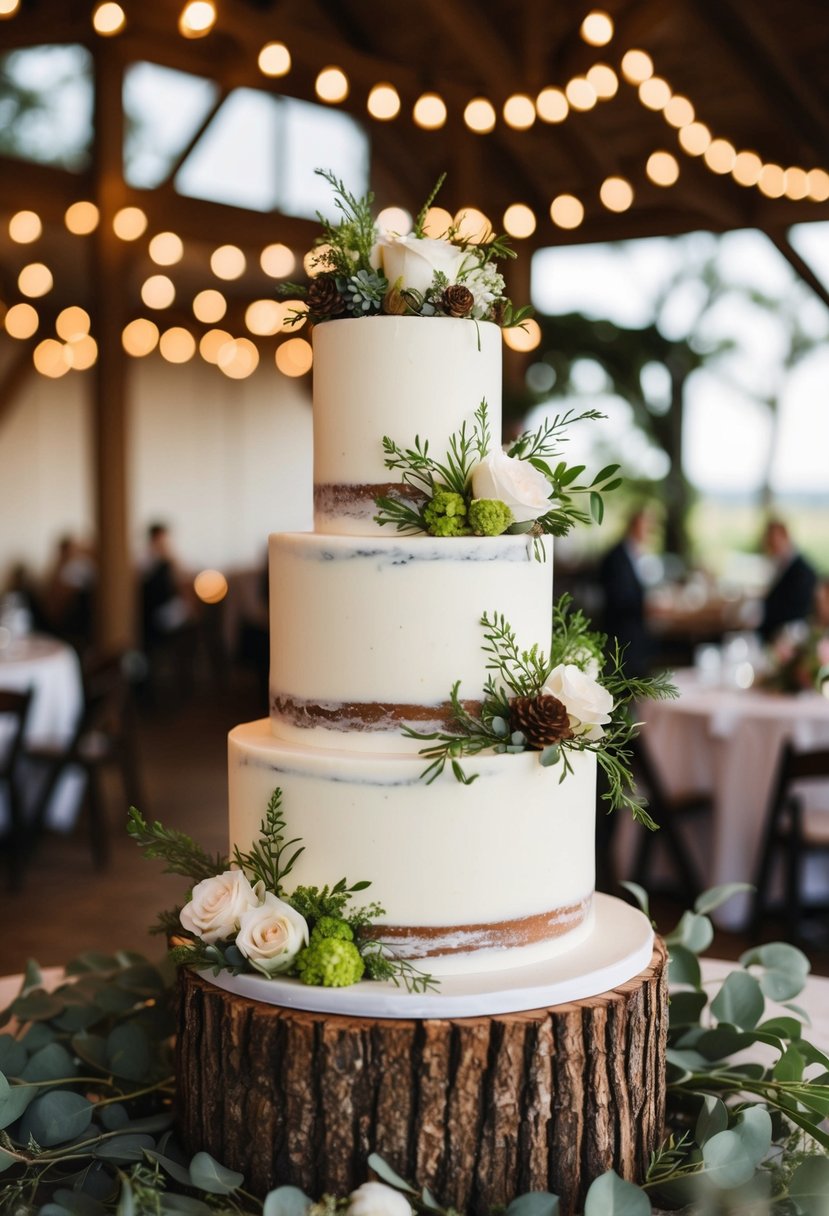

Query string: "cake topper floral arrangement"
[[407, 595, 677, 828], [128, 796, 436, 993], [374, 399, 621, 540], [283, 169, 531, 327]]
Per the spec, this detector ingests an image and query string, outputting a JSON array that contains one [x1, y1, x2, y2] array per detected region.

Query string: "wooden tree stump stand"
[[177, 940, 667, 1216]]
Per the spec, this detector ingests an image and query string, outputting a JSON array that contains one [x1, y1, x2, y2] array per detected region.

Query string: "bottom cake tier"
[[228, 719, 597, 976]]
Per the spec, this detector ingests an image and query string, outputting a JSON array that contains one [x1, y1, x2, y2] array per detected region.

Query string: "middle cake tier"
[[269, 531, 553, 753]]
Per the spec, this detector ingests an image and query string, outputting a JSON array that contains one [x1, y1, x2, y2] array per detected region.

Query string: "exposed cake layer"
[[229, 719, 596, 976], [313, 316, 501, 535], [269, 531, 553, 752]]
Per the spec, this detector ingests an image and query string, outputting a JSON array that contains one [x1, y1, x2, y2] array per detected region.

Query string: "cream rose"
[[470, 449, 552, 524], [544, 663, 614, 739], [235, 893, 309, 977], [348, 1182, 412, 1216], [180, 870, 260, 945], [377, 234, 466, 296]]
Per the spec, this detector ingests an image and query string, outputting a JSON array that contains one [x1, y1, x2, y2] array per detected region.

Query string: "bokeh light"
[[210, 244, 246, 280], [245, 299, 284, 336], [141, 275, 175, 309], [503, 319, 541, 352], [260, 243, 295, 278], [580, 10, 614, 45], [503, 94, 535, 130], [121, 318, 159, 356], [56, 306, 91, 341], [586, 64, 618, 99], [420, 207, 453, 238], [550, 195, 584, 229], [536, 87, 568, 123], [367, 83, 400, 121], [376, 206, 411, 235], [503, 204, 536, 238], [276, 337, 313, 376], [113, 206, 148, 240], [179, 1, 216, 38], [194, 570, 228, 604], [9, 210, 41, 243], [258, 41, 290, 77], [192, 289, 227, 322], [565, 77, 597, 111], [159, 327, 196, 363], [413, 93, 447, 129], [218, 337, 259, 379], [646, 151, 680, 186], [92, 2, 125, 34], [453, 208, 491, 243], [149, 232, 184, 265], [66, 335, 98, 370], [199, 329, 233, 363], [621, 50, 653, 84], [464, 98, 496, 134], [315, 67, 349, 103], [65, 201, 99, 235], [18, 263, 53, 298], [600, 176, 634, 211], [4, 303, 39, 339], [33, 339, 71, 378]]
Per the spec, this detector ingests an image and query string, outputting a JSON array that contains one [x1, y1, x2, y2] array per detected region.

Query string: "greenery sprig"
[[404, 595, 677, 829], [3, 885, 827, 1214], [231, 788, 304, 896]]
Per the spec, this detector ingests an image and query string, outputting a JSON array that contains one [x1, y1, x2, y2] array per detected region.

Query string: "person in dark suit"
[[759, 519, 818, 643], [598, 507, 656, 679]]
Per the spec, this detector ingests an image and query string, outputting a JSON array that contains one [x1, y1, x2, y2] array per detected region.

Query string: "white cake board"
[[199, 893, 654, 1019]]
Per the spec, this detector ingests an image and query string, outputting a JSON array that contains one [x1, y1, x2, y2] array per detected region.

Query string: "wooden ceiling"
[[1, 0, 828, 279]]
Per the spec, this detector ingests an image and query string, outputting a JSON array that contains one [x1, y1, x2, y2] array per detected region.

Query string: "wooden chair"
[[25, 651, 145, 872], [0, 687, 34, 886], [630, 736, 712, 906], [751, 743, 829, 942]]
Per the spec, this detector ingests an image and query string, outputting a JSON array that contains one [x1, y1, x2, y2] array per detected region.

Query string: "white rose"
[[348, 1182, 412, 1216], [180, 870, 260, 945], [235, 893, 309, 977], [544, 663, 614, 739], [470, 449, 551, 524], [377, 234, 466, 296]]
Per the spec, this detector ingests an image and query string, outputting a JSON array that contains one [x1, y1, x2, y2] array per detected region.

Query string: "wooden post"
[[90, 45, 134, 651], [177, 940, 668, 1216]]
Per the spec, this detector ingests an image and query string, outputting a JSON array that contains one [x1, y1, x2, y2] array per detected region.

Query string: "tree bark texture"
[[177, 940, 667, 1216]]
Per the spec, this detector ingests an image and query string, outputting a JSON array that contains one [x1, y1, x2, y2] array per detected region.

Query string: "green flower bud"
[[310, 916, 354, 944], [467, 498, 513, 537], [295, 938, 365, 987], [423, 489, 471, 537]]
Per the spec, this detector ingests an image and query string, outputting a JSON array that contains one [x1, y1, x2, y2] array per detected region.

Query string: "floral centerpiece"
[[283, 169, 531, 327], [763, 620, 829, 695], [127, 795, 435, 993]]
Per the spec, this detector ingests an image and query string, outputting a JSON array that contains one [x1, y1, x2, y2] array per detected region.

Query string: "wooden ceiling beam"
[[0, 343, 34, 429], [764, 229, 829, 312]]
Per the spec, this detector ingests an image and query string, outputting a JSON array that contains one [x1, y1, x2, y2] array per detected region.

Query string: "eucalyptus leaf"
[[94, 1132, 157, 1162], [668, 990, 707, 1027], [618, 881, 649, 917], [0, 1080, 37, 1129], [739, 942, 810, 1001], [701, 1128, 756, 1189], [21, 1041, 78, 1083], [583, 1169, 651, 1214], [539, 745, 560, 767], [504, 1192, 561, 1216], [116, 963, 167, 998], [774, 1044, 805, 1081], [733, 1106, 772, 1164], [93, 986, 138, 1015], [188, 1150, 244, 1194], [100, 1103, 130, 1131], [694, 1026, 757, 1060], [367, 1152, 418, 1194], [667, 943, 701, 988], [54, 1004, 102, 1033], [19, 1089, 93, 1146], [693, 883, 753, 915], [71, 1033, 109, 1071], [710, 971, 765, 1030], [20, 1022, 56, 1050], [666, 1047, 708, 1071], [695, 1095, 728, 1145], [52, 1187, 108, 1216], [20, 959, 43, 996], [783, 1001, 811, 1025], [758, 1015, 803, 1040], [107, 1022, 151, 1082], [262, 1185, 313, 1216], [11, 989, 66, 1021], [788, 1155, 829, 1216], [143, 1149, 194, 1187], [0, 1034, 27, 1077], [116, 1176, 134, 1216], [665, 910, 713, 954]]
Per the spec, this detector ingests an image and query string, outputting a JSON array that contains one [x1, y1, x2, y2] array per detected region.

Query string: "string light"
[[758, 163, 786, 198], [376, 207, 411, 235], [193, 289, 227, 322], [503, 319, 541, 352], [148, 232, 184, 265], [65, 201, 99, 234], [92, 2, 125, 34], [179, 1, 216, 38], [194, 570, 228, 604], [464, 98, 496, 133], [565, 77, 597, 111], [210, 244, 246, 279], [678, 122, 711, 156], [66, 335, 98, 370], [420, 207, 453, 237], [0, 0, 21, 16], [315, 67, 349, 103], [783, 167, 809, 200], [258, 42, 291, 77], [260, 244, 295, 277], [600, 176, 634, 212], [33, 339, 71, 378], [413, 93, 446, 130], [276, 337, 313, 376], [121, 318, 159, 356], [18, 263, 53, 298], [704, 138, 736, 174], [503, 95, 535, 130], [245, 299, 284, 335], [550, 194, 584, 229], [218, 337, 259, 378], [453, 208, 491, 243], [732, 150, 763, 187], [141, 275, 175, 309], [586, 64, 618, 99], [56, 306, 90, 341], [159, 327, 196, 362], [367, 83, 401, 121], [580, 11, 614, 46], [807, 169, 829, 202], [621, 50, 653, 84], [536, 88, 568, 123], [113, 206, 148, 240], [199, 329, 233, 363], [638, 77, 671, 110], [4, 303, 39, 339], [646, 151, 680, 186], [9, 210, 41, 243], [663, 95, 694, 128], [503, 204, 536, 238]]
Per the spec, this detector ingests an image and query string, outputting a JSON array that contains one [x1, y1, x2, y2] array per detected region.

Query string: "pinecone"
[[510, 694, 573, 749], [306, 275, 346, 318], [441, 284, 474, 318]]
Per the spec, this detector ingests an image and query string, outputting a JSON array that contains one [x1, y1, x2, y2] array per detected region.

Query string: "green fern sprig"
[[288, 878, 372, 924], [508, 408, 605, 461], [374, 494, 428, 533], [232, 788, 304, 896], [361, 944, 440, 994], [313, 168, 378, 274], [480, 611, 550, 696], [414, 172, 447, 238], [127, 807, 227, 882]]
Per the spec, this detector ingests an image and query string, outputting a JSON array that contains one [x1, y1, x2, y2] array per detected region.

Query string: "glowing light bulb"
[[464, 98, 496, 133], [503, 319, 541, 352], [0, 0, 22, 16], [678, 122, 711, 156], [141, 275, 175, 309], [646, 151, 679, 186], [92, 2, 125, 34], [276, 337, 313, 377], [260, 244, 296, 277], [503, 94, 535, 130], [600, 176, 634, 212], [586, 64, 618, 99], [315, 67, 349, 103], [194, 570, 228, 604], [148, 231, 184, 265], [179, 1, 216, 38], [193, 289, 227, 323], [580, 10, 614, 46], [704, 138, 736, 174], [65, 201, 99, 234], [258, 41, 291, 77], [18, 263, 53, 298], [218, 337, 259, 379], [245, 299, 284, 336], [663, 95, 694, 128], [420, 207, 453, 238], [783, 166, 809, 200], [33, 339, 71, 378], [536, 87, 568, 123], [56, 306, 91, 341], [413, 93, 447, 130], [565, 77, 597, 111], [638, 76, 671, 110], [453, 208, 491, 243], [113, 206, 148, 240], [199, 329, 233, 363], [159, 327, 196, 363], [367, 83, 400, 121], [122, 318, 159, 357], [807, 168, 829, 202], [732, 150, 763, 187], [503, 204, 536, 238], [621, 49, 653, 84], [550, 195, 584, 229], [67, 335, 98, 370], [4, 303, 38, 339], [210, 244, 246, 280], [758, 163, 785, 198], [9, 210, 41, 243]]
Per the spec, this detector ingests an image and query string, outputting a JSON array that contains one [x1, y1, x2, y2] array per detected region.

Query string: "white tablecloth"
[[0, 635, 85, 830], [635, 670, 829, 929]]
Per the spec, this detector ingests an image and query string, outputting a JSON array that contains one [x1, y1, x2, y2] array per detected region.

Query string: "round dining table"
[[0, 634, 85, 830], [635, 668, 829, 929]]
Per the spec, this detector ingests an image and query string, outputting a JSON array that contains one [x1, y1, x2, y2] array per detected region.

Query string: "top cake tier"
[[313, 316, 502, 535]]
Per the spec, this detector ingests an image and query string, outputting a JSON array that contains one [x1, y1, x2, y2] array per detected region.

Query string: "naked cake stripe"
[[271, 692, 483, 731]]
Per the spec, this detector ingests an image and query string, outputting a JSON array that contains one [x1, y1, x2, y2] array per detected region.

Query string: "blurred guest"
[[758, 518, 817, 643], [140, 522, 194, 650], [598, 507, 657, 678], [43, 534, 97, 650]]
